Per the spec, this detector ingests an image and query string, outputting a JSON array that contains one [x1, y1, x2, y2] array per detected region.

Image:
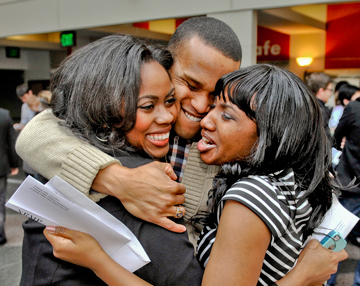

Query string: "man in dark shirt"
[[0, 108, 19, 245], [306, 72, 334, 145]]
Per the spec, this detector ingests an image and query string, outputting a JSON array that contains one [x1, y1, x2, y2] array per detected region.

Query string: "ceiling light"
[[296, 57, 313, 67]]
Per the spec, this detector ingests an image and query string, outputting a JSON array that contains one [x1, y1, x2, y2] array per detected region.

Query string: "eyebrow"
[[220, 102, 235, 111], [138, 88, 175, 101], [183, 73, 204, 88], [166, 88, 175, 97]]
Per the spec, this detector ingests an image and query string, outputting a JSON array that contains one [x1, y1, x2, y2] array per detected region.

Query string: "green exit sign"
[[60, 31, 76, 47], [6, 47, 20, 58]]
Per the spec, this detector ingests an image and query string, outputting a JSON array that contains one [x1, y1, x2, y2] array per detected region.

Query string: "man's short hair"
[[306, 72, 333, 95], [335, 80, 348, 93], [168, 16, 242, 62], [16, 83, 29, 98], [338, 83, 360, 106]]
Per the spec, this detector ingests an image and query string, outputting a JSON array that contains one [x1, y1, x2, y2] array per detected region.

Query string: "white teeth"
[[147, 132, 170, 141], [185, 111, 201, 122], [203, 137, 211, 145]]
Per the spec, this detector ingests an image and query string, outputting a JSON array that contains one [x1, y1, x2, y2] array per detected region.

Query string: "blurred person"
[[331, 83, 360, 130], [14, 83, 39, 177], [329, 81, 349, 132], [338, 83, 360, 106], [330, 84, 360, 168], [328, 95, 360, 286], [0, 108, 19, 245], [306, 72, 334, 145], [334, 81, 348, 105], [14, 83, 41, 130]]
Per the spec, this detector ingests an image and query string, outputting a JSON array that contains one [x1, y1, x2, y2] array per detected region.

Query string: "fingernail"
[[45, 226, 57, 233]]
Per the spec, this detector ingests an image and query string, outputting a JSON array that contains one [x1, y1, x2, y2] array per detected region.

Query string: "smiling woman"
[[125, 61, 177, 159]]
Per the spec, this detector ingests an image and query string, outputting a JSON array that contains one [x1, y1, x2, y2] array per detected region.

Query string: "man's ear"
[[28, 90, 33, 96], [316, 88, 325, 99]]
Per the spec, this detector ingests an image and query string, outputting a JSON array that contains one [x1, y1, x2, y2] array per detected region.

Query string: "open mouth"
[[197, 134, 216, 152], [184, 111, 202, 122], [202, 137, 214, 145]]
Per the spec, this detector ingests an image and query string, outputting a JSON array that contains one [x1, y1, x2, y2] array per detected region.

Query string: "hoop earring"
[[96, 136, 108, 142], [95, 124, 111, 142]]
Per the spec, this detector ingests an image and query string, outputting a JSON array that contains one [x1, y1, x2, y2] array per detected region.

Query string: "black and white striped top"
[[196, 168, 312, 286]]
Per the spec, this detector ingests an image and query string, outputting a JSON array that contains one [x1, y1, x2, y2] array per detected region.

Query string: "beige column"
[[207, 9, 258, 67]]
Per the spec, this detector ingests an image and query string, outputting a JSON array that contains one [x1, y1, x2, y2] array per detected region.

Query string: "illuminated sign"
[[257, 26, 289, 62], [5, 47, 20, 58], [60, 31, 76, 47]]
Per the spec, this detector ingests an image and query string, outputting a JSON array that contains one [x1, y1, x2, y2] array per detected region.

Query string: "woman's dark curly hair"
[[50, 34, 173, 154]]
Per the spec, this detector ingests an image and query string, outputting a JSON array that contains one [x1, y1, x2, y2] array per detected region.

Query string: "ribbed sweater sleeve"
[[15, 109, 120, 201], [182, 143, 220, 221]]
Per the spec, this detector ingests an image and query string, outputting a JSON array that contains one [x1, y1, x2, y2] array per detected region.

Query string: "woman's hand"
[[92, 162, 187, 233], [276, 239, 348, 286], [43, 226, 106, 270], [44, 226, 152, 286]]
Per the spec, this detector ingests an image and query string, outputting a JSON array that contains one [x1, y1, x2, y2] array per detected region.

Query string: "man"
[[14, 83, 39, 177], [0, 108, 19, 245], [306, 72, 334, 144], [16, 16, 241, 233], [14, 83, 41, 130]]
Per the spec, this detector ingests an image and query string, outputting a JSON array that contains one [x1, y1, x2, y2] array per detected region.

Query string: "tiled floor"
[[1, 171, 359, 286]]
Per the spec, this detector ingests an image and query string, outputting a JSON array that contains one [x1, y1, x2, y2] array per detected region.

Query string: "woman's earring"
[[95, 124, 111, 142]]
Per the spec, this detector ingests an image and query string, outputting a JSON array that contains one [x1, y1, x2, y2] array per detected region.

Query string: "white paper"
[[6, 175, 150, 272], [310, 194, 359, 241]]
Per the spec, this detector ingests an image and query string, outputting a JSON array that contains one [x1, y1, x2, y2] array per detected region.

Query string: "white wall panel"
[[0, 0, 358, 38], [209, 9, 257, 68], [232, 0, 359, 10], [0, 0, 59, 37]]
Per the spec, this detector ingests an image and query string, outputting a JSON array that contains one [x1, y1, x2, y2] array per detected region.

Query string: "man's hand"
[[92, 162, 187, 233]]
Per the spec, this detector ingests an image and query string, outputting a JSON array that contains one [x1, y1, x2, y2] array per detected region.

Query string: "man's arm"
[[16, 109, 186, 232]]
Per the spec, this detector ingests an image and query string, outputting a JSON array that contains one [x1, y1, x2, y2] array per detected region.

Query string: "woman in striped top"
[[196, 64, 342, 285], [44, 64, 347, 286]]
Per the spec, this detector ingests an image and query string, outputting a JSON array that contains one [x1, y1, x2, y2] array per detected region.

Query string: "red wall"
[[326, 3, 360, 69]]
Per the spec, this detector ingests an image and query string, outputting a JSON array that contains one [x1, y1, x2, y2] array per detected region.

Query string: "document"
[[311, 194, 359, 242], [6, 175, 150, 272]]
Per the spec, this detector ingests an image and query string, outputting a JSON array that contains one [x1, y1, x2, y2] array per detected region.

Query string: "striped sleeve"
[[221, 176, 290, 240]]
